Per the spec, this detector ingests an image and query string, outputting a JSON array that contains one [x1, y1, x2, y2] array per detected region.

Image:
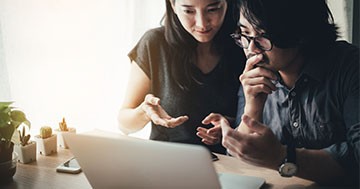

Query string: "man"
[[197, 0, 359, 186]]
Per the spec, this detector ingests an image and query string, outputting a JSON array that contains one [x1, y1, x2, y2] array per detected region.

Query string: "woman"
[[118, 0, 245, 154]]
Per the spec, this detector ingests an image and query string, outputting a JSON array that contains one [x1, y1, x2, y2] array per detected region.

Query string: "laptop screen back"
[[64, 133, 221, 189]]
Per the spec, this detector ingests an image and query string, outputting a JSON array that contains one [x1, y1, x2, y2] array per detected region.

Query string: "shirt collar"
[[273, 47, 334, 89]]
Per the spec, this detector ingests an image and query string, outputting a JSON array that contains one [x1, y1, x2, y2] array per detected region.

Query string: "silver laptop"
[[64, 133, 265, 189]]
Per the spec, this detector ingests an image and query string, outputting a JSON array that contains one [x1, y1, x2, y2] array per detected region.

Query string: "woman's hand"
[[141, 94, 189, 128], [196, 113, 227, 145]]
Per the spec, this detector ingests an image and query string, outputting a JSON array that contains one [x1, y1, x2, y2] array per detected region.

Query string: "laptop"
[[63, 132, 265, 189]]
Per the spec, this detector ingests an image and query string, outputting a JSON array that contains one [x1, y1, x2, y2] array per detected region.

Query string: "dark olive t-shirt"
[[128, 27, 245, 154]]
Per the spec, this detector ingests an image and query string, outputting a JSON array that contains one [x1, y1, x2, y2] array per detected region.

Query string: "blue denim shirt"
[[236, 41, 359, 183]]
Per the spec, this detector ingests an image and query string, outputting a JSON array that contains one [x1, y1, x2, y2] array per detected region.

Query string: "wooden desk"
[[1, 148, 355, 189], [1, 148, 91, 189], [215, 154, 314, 189]]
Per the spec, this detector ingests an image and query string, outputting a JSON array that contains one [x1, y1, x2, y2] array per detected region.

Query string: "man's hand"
[[196, 113, 227, 145], [221, 114, 286, 169], [141, 94, 189, 128], [239, 54, 278, 116]]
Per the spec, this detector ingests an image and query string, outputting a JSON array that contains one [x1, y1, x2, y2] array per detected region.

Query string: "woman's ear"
[[170, 0, 177, 15]]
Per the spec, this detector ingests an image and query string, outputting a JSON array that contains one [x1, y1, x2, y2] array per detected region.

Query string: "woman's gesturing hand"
[[197, 113, 228, 145], [141, 94, 189, 128]]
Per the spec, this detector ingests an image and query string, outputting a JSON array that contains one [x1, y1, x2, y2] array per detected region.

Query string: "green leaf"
[[0, 112, 11, 127], [10, 110, 27, 122], [0, 102, 30, 143], [0, 102, 13, 110]]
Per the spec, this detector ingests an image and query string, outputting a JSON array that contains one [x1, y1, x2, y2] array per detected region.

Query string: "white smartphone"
[[56, 157, 82, 174]]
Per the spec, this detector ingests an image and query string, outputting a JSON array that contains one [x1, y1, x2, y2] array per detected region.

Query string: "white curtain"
[[328, 0, 354, 42], [0, 24, 11, 100], [0, 0, 164, 136]]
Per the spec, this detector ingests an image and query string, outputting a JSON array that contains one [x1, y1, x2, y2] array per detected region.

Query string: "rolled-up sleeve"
[[325, 46, 359, 182]]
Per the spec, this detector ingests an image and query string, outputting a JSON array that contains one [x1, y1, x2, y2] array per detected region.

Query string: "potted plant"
[[0, 102, 30, 183], [14, 126, 37, 164], [54, 117, 76, 148], [34, 126, 57, 156]]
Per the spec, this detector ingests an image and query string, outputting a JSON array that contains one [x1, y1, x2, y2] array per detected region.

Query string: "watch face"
[[279, 162, 297, 177]]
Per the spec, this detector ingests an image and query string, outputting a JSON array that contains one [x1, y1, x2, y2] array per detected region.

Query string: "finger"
[[221, 119, 247, 142], [241, 68, 277, 88], [202, 140, 215, 145], [242, 115, 267, 134], [197, 126, 221, 143], [196, 131, 219, 144], [145, 94, 160, 105], [243, 82, 274, 95], [243, 77, 277, 91], [243, 54, 263, 73], [143, 104, 173, 121], [256, 67, 278, 81], [220, 119, 243, 141], [201, 113, 221, 125], [240, 69, 277, 87], [164, 115, 189, 128], [207, 126, 221, 135], [220, 118, 234, 140], [196, 127, 208, 133], [151, 113, 168, 126], [223, 134, 246, 158], [201, 137, 218, 145]]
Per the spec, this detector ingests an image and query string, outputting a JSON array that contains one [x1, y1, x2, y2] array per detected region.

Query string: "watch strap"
[[285, 142, 296, 164]]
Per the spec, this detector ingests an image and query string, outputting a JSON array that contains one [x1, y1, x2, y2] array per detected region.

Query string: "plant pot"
[[0, 142, 14, 163], [54, 128, 76, 149], [0, 152, 18, 184], [14, 141, 37, 164], [34, 134, 57, 156]]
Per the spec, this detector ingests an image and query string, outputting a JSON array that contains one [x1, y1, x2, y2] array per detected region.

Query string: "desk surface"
[[1, 147, 354, 189]]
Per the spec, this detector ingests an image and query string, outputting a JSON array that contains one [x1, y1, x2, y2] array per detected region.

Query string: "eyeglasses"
[[230, 33, 273, 51]]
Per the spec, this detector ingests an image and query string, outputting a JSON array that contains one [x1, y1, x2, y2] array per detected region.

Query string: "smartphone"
[[211, 153, 219, 161], [56, 157, 82, 174]]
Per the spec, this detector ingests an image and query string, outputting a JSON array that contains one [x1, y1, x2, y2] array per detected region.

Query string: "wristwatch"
[[278, 144, 297, 177]]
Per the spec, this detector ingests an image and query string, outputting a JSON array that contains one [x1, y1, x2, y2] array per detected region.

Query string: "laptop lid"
[[64, 133, 222, 189]]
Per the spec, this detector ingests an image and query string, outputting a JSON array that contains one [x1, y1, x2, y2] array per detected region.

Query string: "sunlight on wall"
[[1, 0, 353, 140], [0, 0, 164, 138]]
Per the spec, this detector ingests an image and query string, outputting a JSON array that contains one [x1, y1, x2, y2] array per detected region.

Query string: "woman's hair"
[[239, 0, 339, 56], [163, 0, 240, 91]]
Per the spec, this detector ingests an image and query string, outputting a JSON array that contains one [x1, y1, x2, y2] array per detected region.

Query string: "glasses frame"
[[230, 33, 273, 51]]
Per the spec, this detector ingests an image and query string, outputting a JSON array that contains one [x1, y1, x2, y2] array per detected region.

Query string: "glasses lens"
[[255, 37, 272, 51], [240, 36, 249, 49], [231, 34, 245, 48], [231, 33, 272, 51]]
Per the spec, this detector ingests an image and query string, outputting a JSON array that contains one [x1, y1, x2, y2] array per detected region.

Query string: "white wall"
[[0, 0, 164, 137]]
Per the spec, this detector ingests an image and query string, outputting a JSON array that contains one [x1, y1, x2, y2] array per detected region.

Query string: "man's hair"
[[163, 0, 240, 90], [239, 0, 339, 56]]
